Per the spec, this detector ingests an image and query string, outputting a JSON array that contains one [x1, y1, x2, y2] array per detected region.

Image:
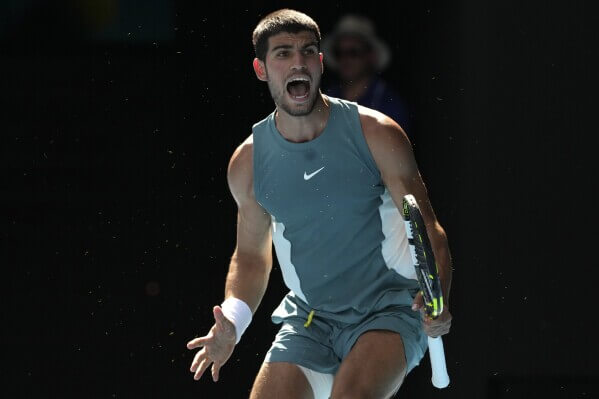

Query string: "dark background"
[[2, 1, 597, 398]]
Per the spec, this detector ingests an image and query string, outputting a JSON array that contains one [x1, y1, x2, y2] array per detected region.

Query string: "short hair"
[[252, 9, 321, 61]]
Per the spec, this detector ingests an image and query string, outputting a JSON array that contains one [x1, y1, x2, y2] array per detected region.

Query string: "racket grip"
[[428, 336, 450, 388]]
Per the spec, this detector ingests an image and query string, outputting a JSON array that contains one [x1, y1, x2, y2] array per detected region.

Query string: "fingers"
[[213, 305, 226, 326], [186, 334, 211, 350], [214, 306, 236, 338], [194, 357, 212, 381], [423, 322, 438, 338], [411, 291, 424, 311], [211, 361, 221, 382], [189, 349, 206, 373], [422, 312, 452, 338]]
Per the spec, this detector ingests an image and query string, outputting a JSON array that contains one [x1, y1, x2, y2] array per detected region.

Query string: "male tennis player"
[[187, 9, 453, 398]]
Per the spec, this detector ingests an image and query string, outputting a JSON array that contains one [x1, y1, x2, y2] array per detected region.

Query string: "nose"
[[290, 51, 308, 71]]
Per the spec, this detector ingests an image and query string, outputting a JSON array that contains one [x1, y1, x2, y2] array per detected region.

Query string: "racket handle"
[[428, 336, 450, 388]]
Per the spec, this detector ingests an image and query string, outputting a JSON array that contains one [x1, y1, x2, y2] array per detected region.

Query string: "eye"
[[276, 50, 289, 57], [303, 46, 318, 55]]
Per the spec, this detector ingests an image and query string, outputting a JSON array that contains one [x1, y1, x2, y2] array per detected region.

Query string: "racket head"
[[402, 194, 444, 318]]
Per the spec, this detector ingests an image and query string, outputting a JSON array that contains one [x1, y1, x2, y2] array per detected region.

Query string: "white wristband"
[[220, 297, 252, 344]]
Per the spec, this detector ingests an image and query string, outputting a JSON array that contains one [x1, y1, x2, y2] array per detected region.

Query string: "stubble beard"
[[267, 76, 321, 117]]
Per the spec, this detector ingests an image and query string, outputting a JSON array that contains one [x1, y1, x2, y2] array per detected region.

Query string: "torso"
[[251, 96, 418, 323]]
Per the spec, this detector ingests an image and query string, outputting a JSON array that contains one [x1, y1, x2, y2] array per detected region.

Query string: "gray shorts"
[[264, 298, 428, 376]]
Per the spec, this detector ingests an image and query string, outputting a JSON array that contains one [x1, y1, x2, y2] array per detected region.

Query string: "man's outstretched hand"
[[187, 305, 236, 382]]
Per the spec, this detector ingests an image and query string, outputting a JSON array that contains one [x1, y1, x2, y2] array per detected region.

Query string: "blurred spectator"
[[322, 15, 411, 136]]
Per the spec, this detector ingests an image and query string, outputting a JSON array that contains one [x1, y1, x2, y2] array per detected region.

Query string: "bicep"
[[234, 199, 272, 263], [364, 115, 442, 232], [227, 138, 273, 264]]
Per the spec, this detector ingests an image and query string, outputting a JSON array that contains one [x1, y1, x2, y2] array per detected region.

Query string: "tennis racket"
[[402, 194, 450, 389]]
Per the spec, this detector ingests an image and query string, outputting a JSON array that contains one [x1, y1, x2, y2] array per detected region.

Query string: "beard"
[[266, 74, 321, 117]]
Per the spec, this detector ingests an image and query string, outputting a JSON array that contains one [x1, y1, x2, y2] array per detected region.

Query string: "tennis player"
[[187, 9, 453, 398]]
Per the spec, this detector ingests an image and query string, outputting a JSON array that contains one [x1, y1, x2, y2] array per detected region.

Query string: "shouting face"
[[254, 31, 324, 117]]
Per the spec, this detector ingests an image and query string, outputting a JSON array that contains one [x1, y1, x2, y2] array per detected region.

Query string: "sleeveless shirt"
[[252, 96, 418, 323]]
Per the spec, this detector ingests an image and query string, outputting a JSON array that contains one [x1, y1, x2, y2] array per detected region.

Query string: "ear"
[[253, 58, 268, 81], [319, 52, 324, 73]]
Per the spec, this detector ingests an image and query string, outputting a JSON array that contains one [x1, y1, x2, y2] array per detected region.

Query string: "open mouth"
[[286, 76, 311, 101]]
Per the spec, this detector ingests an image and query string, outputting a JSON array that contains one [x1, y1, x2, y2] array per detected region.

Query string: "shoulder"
[[252, 110, 274, 133], [357, 105, 418, 179], [227, 134, 254, 206], [357, 104, 411, 152]]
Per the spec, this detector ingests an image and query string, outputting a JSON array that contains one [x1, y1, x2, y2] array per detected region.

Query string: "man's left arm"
[[360, 108, 453, 337]]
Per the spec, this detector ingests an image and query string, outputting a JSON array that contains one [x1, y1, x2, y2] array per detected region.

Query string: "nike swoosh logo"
[[304, 166, 325, 180]]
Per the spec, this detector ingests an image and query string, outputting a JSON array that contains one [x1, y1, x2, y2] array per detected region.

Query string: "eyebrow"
[[270, 41, 319, 53]]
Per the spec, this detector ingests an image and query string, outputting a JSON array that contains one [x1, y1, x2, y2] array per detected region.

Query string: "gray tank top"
[[252, 96, 419, 323]]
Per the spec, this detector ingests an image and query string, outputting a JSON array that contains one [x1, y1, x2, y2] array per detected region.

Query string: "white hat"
[[321, 15, 391, 71]]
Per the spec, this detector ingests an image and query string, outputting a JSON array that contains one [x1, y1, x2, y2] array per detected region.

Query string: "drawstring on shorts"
[[304, 309, 315, 327]]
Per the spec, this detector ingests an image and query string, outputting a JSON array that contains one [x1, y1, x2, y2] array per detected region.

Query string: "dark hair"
[[252, 9, 321, 61]]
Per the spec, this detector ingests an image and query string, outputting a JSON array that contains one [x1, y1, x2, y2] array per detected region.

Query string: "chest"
[[256, 146, 382, 223]]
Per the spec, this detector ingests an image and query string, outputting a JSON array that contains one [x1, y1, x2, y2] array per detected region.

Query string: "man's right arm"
[[186, 135, 272, 382], [224, 134, 273, 314]]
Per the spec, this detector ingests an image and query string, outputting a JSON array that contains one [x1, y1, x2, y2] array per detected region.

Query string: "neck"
[[341, 75, 372, 101], [274, 93, 331, 143]]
